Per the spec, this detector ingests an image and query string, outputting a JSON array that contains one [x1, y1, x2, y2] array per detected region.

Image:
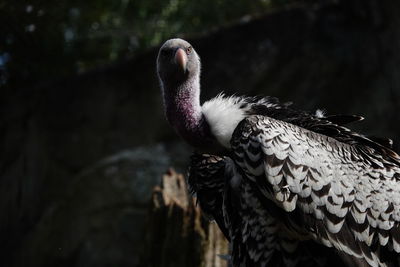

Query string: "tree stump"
[[142, 169, 228, 267]]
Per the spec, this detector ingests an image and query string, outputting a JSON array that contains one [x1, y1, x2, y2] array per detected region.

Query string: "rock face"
[[11, 149, 227, 267], [13, 145, 191, 267], [1, 1, 400, 266]]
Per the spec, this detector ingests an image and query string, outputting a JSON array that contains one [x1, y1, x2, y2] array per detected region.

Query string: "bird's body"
[[157, 38, 400, 267]]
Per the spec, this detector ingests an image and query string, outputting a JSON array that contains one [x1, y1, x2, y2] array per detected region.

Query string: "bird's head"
[[157, 38, 200, 88], [157, 39, 215, 150]]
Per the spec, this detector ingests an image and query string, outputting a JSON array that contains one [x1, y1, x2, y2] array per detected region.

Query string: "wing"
[[231, 115, 400, 267], [249, 99, 396, 153], [188, 153, 230, 240]]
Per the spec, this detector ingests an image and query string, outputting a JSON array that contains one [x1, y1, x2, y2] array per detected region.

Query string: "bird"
[[157, 38, 400, 267]]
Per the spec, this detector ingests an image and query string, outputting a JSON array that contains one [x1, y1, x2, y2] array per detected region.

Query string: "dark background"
[[1, 0, 400, 266]]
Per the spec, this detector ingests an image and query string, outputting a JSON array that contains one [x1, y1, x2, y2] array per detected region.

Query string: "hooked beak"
[[174, 48, 187, 73]]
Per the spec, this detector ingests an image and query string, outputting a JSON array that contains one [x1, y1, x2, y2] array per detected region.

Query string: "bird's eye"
[[186, 46, 192, 55], [161, 50, 169, 57]]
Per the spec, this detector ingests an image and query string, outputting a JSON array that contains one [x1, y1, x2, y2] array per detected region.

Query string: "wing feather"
[[188, 153, 230, 240], [231, 115, 400, 266]]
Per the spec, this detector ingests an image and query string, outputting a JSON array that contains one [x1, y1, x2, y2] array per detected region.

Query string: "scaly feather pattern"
[[230, 115, 400, 267], [188, 153, 230, 239]]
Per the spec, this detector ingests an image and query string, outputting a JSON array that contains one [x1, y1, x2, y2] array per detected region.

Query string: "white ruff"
[[202, 94, 247, 148]]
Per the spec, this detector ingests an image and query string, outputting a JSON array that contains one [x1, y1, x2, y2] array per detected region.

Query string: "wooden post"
[[141, 169, 228, 267]]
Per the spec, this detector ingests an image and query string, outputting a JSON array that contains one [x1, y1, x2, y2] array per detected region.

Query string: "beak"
[[174, 48, 187, 72]]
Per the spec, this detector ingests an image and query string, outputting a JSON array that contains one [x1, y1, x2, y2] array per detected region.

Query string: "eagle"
[[156, 38, 400, 267]]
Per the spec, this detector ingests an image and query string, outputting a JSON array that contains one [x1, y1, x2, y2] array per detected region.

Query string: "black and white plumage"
[[157, 38, 400, 267]]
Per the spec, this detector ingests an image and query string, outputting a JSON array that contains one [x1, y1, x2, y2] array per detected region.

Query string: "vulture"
[[156, 38, 400, 267]]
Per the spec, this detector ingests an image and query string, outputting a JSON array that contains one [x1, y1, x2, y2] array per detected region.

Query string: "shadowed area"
[[1, 0, 400, 266]]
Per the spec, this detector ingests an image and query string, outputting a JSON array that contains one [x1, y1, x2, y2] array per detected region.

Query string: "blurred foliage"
[[0, 0, 294, 90]]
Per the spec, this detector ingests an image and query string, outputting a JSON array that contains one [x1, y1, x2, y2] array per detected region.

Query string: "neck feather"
[[162, 75, 214, 148]]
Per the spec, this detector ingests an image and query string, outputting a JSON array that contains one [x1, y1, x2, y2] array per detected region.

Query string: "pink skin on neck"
[[162, 75, 214, 149]]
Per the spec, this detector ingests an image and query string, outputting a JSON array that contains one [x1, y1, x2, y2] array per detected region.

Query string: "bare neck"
[[162, 76, 215, 149]]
